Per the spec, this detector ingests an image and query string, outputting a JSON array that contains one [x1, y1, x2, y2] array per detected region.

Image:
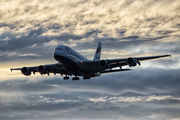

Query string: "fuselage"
[[53, 45, 90, 76]]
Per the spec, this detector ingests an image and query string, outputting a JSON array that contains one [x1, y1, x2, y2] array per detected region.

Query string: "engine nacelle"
[[99, 60, 108, 68], [126, 57, 137, 67], [21, 67, 31, 76], [38, 65, 47, 74]]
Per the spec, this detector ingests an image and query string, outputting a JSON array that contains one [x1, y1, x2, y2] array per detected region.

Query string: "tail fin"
[[93, 42, 102, 60]]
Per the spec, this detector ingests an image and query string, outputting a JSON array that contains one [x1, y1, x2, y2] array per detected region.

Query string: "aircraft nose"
[[54, 49, 62, 56]]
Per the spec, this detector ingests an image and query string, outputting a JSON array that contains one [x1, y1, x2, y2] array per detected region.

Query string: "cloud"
[[1, 0, 180, 50], [0, 68, 180, 119], [88, 95, 180, 103]]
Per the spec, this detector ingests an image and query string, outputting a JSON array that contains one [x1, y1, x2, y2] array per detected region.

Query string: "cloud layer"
[[0, 68, 180, 120]]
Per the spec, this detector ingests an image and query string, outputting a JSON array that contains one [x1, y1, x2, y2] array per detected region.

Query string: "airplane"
[[10, 42, 171, 80]]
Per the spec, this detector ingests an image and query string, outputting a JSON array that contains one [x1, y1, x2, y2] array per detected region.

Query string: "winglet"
[[93, 42, 102, 60], [165, 54, 172, 58]]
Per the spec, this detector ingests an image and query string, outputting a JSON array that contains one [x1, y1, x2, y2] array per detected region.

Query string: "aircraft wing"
[[106, 54, 171, 63], [77, 54, 171, 73], [10, 63, 71, 76]]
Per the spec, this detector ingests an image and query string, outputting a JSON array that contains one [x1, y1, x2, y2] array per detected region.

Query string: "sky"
[[0, 0, 180, 120]]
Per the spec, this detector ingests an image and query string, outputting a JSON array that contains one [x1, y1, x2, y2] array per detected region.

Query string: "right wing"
[[10, 63, 71, 76]]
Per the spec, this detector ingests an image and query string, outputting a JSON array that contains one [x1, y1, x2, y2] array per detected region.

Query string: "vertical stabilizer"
[[93, 42, 102, 60]]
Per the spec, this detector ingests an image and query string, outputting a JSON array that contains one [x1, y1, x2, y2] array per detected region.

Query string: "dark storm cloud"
[[0, 28, 46, 51], [1, 68, 180, 98], [1, 67, 180, 97], [0, 79, 56, 93], [64, 68, 180, 96]]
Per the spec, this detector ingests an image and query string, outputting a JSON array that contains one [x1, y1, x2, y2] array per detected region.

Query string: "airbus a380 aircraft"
[[11, 42, 171, 80]]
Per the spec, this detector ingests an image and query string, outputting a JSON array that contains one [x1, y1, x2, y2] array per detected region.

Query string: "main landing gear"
[[63, 76, 90, 80], [63, 76, 69, 80]]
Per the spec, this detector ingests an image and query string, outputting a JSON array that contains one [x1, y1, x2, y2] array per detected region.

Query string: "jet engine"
[[21, 67, 31, 76], [38, 65, 47, 74], [126, 57, 137, 67], [99, 60, 109, 68]]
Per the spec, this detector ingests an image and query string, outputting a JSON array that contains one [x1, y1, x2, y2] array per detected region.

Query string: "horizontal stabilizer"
[[101, 69, 131, 74]]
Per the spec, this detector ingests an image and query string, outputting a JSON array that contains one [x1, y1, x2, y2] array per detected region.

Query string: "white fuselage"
[[54, 45, 89, 62], [53, 45, 91, 76]]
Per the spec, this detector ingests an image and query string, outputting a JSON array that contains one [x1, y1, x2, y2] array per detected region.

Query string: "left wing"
[[105, 54, 171, 67], [10, 63, 71, 76], [76, 54, 171, 73]]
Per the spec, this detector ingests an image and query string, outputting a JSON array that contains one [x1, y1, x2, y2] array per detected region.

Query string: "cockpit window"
[[65, 47, 72, 51], [56, 48, 62, 50]]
